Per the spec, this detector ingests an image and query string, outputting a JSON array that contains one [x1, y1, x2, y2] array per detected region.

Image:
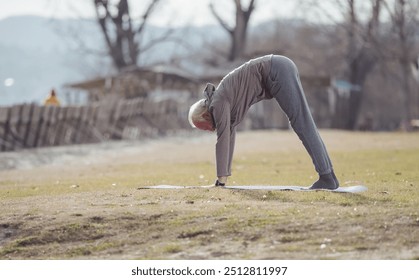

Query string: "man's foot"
[[331, 170, 339, 187], [310, 171, 339, 190]]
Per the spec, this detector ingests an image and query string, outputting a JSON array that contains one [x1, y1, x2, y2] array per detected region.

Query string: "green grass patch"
[[1, 131, 418, 259]]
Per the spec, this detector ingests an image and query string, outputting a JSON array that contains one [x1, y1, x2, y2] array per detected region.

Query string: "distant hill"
[[0, 15, 225, 106]]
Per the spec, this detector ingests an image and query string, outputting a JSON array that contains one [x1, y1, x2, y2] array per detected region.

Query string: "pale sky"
[[0, 0, 304, 27]]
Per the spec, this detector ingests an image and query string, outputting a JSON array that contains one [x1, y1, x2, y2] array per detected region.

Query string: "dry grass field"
[[0, 130, 418, 259]]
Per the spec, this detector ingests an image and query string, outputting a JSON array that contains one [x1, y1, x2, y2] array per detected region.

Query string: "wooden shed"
[[65, 64, 201, 104]]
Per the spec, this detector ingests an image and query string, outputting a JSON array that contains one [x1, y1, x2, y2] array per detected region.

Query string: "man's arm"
[[213, 102, 232, 179]]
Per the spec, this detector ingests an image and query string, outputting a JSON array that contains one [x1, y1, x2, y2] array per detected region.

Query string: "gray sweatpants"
[[266, 55, 333, 175]]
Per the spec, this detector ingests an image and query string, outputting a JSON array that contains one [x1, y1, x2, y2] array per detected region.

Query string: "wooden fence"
[[0, 97, 190, 152]]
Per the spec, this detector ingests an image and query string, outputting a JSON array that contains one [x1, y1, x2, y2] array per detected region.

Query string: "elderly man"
[[189, 55, 339, 190]]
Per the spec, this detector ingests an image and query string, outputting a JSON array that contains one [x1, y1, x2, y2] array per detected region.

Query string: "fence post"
[[0, 107, 10, 151], [79, 106, 90, 143], [54, 106, 67, 146], [109, 99, 123, 139], [72, 106, 81, 144], [9, 105, 25, 150], [46, 106, 58, 146], [29, 105, 42, 148], [22, 103, 35, 148], [62, 107, 73, 145], [40, 106, 53, 147]]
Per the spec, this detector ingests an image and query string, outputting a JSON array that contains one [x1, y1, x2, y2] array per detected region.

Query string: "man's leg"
[[268, 56, 338, 189]]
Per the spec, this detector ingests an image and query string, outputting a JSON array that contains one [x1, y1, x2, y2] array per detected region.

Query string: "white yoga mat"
[[138, 185, 368, 193]]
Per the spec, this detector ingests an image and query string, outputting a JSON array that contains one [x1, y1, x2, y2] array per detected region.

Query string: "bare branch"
[[137, 0, 161, 36], [209, 2, 234, 34], [141, 27, 175, 52], [243, 0, 256, 21], [93, 0, 115, 55]]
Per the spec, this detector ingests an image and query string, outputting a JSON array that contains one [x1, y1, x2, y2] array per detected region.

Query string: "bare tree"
[[298, 0, 385, 129], [301, 0, 419, 129], [342, 0, 384, 130], [383, 0, 419, 129], [93, 0, 171, 71], [209, 0, 256, 61]]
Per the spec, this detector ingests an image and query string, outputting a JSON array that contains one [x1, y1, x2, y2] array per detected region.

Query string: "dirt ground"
[[0, 130, 418, 259]]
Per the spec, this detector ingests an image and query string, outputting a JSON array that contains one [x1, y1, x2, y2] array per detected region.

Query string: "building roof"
[[65, 59, 332, 94], [65, 64, 199, 92]]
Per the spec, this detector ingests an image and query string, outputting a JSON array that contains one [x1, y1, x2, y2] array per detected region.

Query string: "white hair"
[[188, 99, 208, 128]]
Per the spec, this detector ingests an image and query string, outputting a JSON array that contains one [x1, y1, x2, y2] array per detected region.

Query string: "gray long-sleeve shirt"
[[208, 55, 273, 177]]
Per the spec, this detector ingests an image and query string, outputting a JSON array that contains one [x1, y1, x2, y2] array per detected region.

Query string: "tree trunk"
[[345, 0, 362, 130], [395, 0, 412, 129], [210, 0, 256, 61], [93, 0, 160, 71], [343, 0, 382, 130]]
